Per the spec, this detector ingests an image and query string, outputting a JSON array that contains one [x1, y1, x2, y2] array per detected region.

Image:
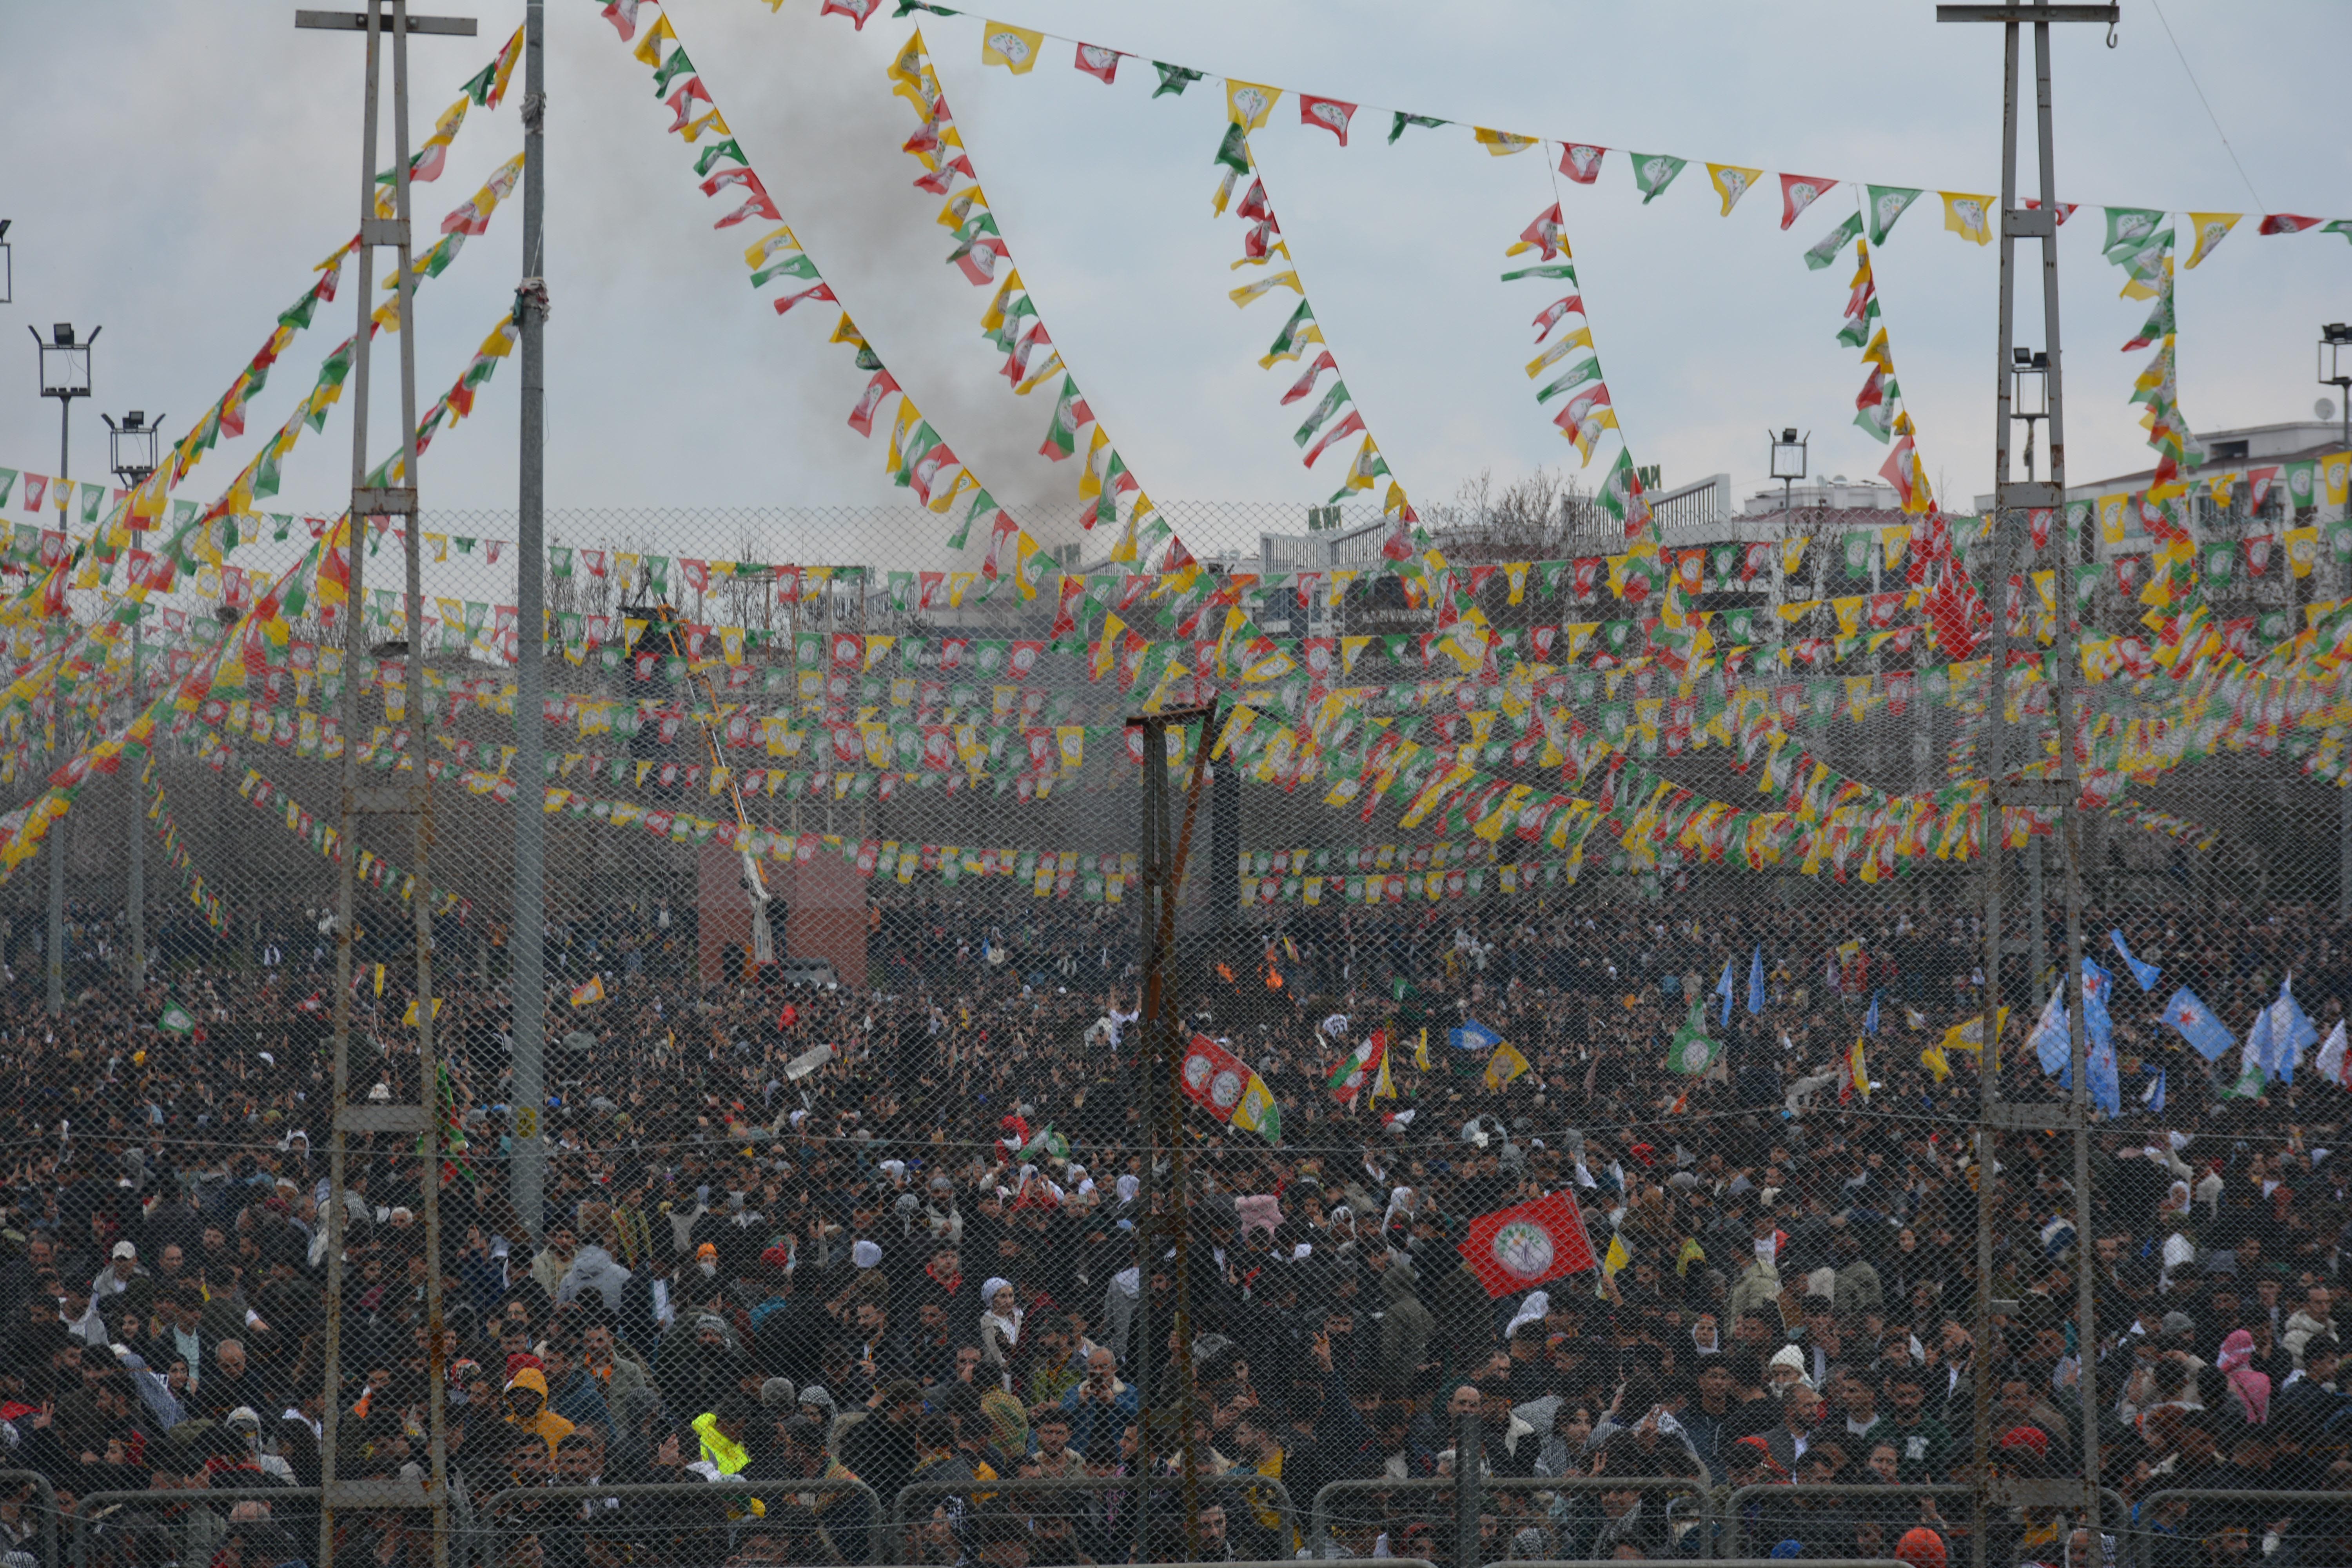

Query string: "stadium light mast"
[[105, 409, 163, 987], [33, 320, 95, 1019], [1936, 5, 2115, 1563]]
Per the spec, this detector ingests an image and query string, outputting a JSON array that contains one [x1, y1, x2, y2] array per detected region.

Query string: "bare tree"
[[1427, 466, 1606, 562]]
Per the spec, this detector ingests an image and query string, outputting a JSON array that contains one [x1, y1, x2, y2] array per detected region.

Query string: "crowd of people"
[[0, 888, 2350, 1566]]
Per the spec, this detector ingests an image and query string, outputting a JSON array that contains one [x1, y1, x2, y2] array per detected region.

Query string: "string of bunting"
[[142, 757, 231, 933], [885, 30, 1176, 563], [804, 0, 2350, 255], [603, 0, 1203, 588]]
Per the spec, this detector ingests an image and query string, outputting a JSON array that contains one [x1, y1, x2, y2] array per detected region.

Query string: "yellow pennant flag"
[[1413, 1027, 1431, 1070], [631, 13, 675, 66], [401, 996, 445, 1027], [980, 22, 1044, 73], [372, 963, 387, 997], [1230, 272, 1304, 308], [1707, 163, 1763, 216], [2185, 212, 2241, 269], [1921, 1040, 1951, 1083], [1675, 1236, 1705, 1277], [1484, 1038, 1530, 1092], [1227, 80, 1280, 130], [1474, 127, 1537, 156], [1941, 191, 1995, 245], [1602, 1232, 1631, 1278], [1941, 1005, 2009, 1055]]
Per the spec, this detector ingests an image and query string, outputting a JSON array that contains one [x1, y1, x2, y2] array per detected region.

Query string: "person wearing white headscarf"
[[979, 1276, 1023, 1377]]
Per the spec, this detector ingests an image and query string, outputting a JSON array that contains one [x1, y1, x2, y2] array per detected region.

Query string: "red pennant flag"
[[1557, 143, 1605, 185], [1457, 1190, 1599, 1298], [1073, 43, 1120, 85], [2260, 214, 2322, 235], [1299, 95, 1356, 145], [1778, 173, 1838, 230], [1532, 295, 1585, 342], [846, 370, 900, 437]]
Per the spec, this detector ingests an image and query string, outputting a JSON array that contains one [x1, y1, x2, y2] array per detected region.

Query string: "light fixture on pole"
[[31, 323, 97, 498], [2011, 347, 2050, 479], [103, 410, 164, 489], [2320, 323, 2352, 452], [1768, 426, 1808, 535], [0, 220, 12, 305]]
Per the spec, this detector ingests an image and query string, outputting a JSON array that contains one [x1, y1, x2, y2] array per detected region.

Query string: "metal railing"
[[1310, 1474, 1711, 1562], [893, 1472, 1294, 1565], [0, 1471, 57, 1568], [481, 1478, 884, 1564], [1494, 1561, 1908, 1568], [69, 1486, 318, 1568], [2121, 1489, 2352, 1568], [1720, 1481, 2128, 1562]]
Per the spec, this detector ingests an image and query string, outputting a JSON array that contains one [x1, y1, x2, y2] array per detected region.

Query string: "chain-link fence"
[[4, 472, 2352, 1568]]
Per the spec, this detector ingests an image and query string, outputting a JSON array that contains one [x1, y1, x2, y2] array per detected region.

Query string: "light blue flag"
[[2089, 1034, 2126, 1123], [2142, 1068, 2166, 1116], [2241, 1005, 2273, 1091], [1748, 946, 1767, 1015], [2109, 929, 2161, 993], [2032, 987, 2072, 1075], [2162, 987, 2237, 1062], [1449, 1018, 1504, 1054], [2265, 974, 2319, 1085], [2082, 956, 2116, 1008], [1715, 958, 1736, 1028], [2034, 959, 2111, 1075], [1864, 988, 1881, 1036]]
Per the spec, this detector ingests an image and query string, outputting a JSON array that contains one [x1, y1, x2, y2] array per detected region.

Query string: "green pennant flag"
[[1152, 62, 1204, 97], [693, 140, 747, 176], [1630, 153, 1688, 204], [1864, 186, 1921, 245], [1804, 211, 1864, 270], [1388, 112, 1446, 143]]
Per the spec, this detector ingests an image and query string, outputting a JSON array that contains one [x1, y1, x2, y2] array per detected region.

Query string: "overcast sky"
[[2, 0, 2346, 575]]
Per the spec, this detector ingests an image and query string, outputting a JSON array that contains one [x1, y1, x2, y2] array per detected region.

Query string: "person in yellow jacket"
[[503, 1361, 575, 1457]]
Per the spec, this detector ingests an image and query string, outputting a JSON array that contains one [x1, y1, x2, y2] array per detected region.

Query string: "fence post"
[[1455, 1408, 1482, 1568]]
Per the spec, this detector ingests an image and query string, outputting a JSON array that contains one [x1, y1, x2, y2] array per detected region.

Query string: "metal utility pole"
[[1938, 5, 2114, 1563], [295, 6, 474, 1568], [1127, 702, 1219, 1566], [129, 616, 144, 984], [510, 0, 549, 1249]]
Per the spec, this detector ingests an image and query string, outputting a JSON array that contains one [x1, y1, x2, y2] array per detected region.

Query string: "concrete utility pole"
[[295, 5, 474, 1566], [1937, 5, 2116, 1564], [511, 0, 549, 1249]]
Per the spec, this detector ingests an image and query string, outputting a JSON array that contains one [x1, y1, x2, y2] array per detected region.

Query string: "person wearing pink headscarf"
[[2217, 1328, 2271, 1425]]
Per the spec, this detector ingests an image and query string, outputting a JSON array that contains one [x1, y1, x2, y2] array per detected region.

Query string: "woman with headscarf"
[[978, 1276, 1023, 1382], [2216, 1328, 2271, 1425]]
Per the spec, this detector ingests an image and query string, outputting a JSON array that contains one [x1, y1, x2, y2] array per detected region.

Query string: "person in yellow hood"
[[503, 1359, 575, 1457]]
